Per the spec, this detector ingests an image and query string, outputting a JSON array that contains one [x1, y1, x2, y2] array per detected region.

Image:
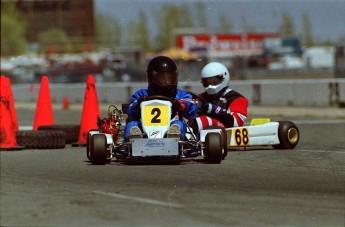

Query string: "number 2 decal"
[[151, 108, 161, 123], [142, 105, 169, 126], [234, 128, 250, 146]]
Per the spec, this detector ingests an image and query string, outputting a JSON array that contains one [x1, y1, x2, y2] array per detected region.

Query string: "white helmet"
[[201, 62, 230, 95]]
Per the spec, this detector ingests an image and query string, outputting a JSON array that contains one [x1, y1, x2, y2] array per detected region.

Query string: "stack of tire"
[[16, 125, 80, 149]]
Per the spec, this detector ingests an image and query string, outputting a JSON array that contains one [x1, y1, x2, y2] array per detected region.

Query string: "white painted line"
[[19, 126, 33, 131], [299, 149, 345, 153], [93, 190, 184, 208]]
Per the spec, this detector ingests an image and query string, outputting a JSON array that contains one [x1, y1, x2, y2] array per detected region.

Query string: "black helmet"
[[147, 56, 178, 98]]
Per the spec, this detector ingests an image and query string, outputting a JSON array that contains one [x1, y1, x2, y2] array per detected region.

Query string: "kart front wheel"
[[90, 134, 107, 165], [273, 121, 299, 149], [204, 132, 222, 164], [86, 129, 99, 161]]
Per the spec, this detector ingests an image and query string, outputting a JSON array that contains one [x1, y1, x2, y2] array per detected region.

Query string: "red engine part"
[[100, 118, 117, 138]]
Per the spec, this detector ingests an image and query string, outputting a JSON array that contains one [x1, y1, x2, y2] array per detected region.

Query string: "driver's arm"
[[178, 91, 198, 120], [211, 97, 248, 127], [127, 90, 148, 121]]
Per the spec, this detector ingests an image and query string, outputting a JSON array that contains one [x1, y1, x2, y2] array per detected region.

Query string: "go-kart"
[[86, 95, 227, 165], [190, 92, 300, 151]]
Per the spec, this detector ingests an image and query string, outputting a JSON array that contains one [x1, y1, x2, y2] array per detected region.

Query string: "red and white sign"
[[176, 33, 280, 56]]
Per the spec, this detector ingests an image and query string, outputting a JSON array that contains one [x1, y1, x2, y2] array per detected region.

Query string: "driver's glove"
[[201, 102, 225, 115], [172, 99, 186, 113]]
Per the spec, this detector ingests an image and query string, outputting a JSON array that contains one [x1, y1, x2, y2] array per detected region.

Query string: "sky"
[[94, 0, 345, 43]]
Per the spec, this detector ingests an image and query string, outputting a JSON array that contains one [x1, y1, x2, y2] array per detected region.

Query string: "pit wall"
[[12, 78, 345, 107]]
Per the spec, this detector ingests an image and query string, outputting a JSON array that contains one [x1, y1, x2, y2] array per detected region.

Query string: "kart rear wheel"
[[90, 134, 107, 165], [86, 129, 99, 161], [205, 126, 228, 159], [273, 121, 299, 149], [204, 132, 222, 164]]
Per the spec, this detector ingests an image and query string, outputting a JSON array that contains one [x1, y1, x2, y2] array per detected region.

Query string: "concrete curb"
[[248, 105, 345, 119]]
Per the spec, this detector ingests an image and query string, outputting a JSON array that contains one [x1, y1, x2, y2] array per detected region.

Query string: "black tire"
[[205, 126, 228, 160], [16, 130, 66, 149], [90, 134, 107, 165], [37, 125, 80, 144], [86, 129, 99, 161], [204, 132, 222, 164], [273, 121, 299, 149]]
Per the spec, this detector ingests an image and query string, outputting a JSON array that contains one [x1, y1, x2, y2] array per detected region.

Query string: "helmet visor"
[[152, 71, 178, 87], [201, 75, 224, 87]]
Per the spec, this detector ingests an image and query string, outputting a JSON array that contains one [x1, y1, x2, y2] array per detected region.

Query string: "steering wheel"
[[140, 95, 176, 110], [189, 91, 209, 116], [189, 91, 207, 104], [144, 95, 173, 103], [141, 95, 185, 119]]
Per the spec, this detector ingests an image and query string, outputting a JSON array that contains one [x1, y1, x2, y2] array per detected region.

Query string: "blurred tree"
[[71, 34, 85, 53], [127, 11, 152, 51], [1, 2, 27, 56], [337, 34, 345, 44], [179, 3, 194, 28], [218, 12, 233, 33], [317, 39, 335, 46], [95, 13, 122, 49], [195, 2, 207, 28], [279, 11, 295, 37], [155, 4, 193, 50], [301, 12, 314, 47], [240, 14, 256, 33], [155, 4, 178, 50], [37, 28, 70, 54]]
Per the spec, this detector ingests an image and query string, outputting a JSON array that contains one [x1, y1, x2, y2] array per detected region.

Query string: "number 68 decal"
[[234, 128, 250, 146]]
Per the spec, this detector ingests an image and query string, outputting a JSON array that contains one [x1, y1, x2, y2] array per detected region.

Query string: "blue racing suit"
[[124, 86, 198, 140]]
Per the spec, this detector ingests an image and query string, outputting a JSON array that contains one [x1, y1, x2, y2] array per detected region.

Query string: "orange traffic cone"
[[5, 76, 18, 132], [75, 75, 100, 146], [33, 76, 54, 130], [30, 83, 34, 93], [62, 96, 69, 110], [0, 76, 23, 150]]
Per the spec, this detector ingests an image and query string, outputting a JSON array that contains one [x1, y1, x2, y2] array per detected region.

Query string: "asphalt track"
[[1, 104, 345, 226]]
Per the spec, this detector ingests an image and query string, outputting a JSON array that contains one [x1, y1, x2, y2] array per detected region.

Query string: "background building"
[[1, 0, 95, 44]]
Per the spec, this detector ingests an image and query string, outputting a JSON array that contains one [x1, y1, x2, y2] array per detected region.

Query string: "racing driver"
[[124, 56, 198, 141], [187, 62, 248, 134]]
